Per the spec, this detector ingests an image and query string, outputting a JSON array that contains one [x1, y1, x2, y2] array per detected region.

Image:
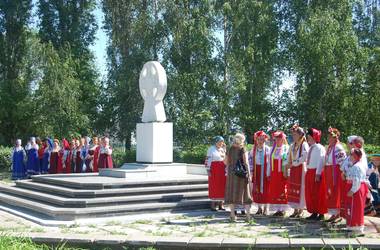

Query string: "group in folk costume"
[[249, 131, 271, 215], [206, 136, 226, 211], [324, 127, 346, 222], [269, 131, 289, 216], [343, 148, 368, 235], [11, 139, 26, 180], [305, 128, 328, 220], [287, 125, 309, 218]]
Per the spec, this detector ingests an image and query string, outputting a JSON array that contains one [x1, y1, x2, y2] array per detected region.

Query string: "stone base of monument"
[[0, 172, 209, 224], [99, 163, 206, 178]]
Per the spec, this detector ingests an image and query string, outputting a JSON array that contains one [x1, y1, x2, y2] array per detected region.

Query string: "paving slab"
[[125, 235, 160, 246], [290, 238, 325, 248], [94, 235, 128, 245], [188, 237, 224, 248], [19, 232, 64, 244], [221, 237, 256, 248], [60, 234, 95, 244], [156, 236, 191, 247], [323, 238, 360, 248], [357, 238, 380, 249], [255, 237, 290, 248]]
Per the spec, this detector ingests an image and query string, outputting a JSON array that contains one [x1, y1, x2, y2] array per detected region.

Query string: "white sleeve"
[[335, 145, 346, 166], [206, 148, 212, 168], [107, 147, 112, 155], [316, 146, 325, 175], [10, 150, 14, 169]]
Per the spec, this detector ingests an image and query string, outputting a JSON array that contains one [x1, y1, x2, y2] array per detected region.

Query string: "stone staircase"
[[0, 173, 210, 221]]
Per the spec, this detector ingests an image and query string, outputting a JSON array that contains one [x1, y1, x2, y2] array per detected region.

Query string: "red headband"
[[253, 131, 268, 141], [308, 128, 322, 143], [272, 131, 286, 139]]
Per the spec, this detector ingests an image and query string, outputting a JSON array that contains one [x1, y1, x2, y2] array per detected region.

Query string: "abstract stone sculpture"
[[139, 61, 167, 123]]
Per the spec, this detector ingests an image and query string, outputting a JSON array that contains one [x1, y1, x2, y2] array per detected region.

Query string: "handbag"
[[233, 149, 248, 178]]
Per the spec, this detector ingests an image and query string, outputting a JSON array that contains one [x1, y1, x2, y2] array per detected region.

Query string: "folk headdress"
[[272, 131, 286, 140], [328, 126, 340, 138], [253, 131, 268, 142], [307, 128, 322, 143], [290, 124, 305, 135]]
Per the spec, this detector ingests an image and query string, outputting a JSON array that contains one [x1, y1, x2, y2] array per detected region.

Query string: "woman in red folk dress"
[[49, 139, 63, 174], [268, 131, 289, 217], [98, 137, 113, 169], [287, 124, 309, 218], [305, 128, 328, 220], [92, 136, 100, 173], [75, 139, 83, 173], [324, 127, 346, 223], [206, 136, 226, 211], [249, 131, 271, 215], [344, 149, 368, 236]]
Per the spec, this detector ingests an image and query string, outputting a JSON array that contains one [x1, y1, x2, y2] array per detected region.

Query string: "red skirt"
[[252, 164, 270, 204], [98, 153, 113, 169], [325, 165, 342, 210], [93, 147, 100, 172], [268, 159, 288, 204], [288, 165, 303, 204], [340, 178, 352, 219], [64, 155, 72, 174], [208, 161, 226, 200], [305, 169, 328, 214], [345, 182, 368, 228]]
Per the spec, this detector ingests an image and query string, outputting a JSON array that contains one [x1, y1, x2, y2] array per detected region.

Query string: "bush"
[[364, 144, 380, 154], [112, 147, 136, 168], [0, 146, 12, 171]]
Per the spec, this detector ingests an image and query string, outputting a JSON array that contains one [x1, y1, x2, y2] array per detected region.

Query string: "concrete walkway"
[[1, 208, 380, 249]]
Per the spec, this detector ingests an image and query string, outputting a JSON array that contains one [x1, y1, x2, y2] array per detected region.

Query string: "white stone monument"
[[137, 61, 173, 163]]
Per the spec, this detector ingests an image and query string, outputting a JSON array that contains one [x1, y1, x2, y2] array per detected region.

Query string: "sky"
[[90, 2, 108, 78], [89, 2, 295, 89]]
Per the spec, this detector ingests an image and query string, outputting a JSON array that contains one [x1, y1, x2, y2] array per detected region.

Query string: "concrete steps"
[[15, 180, 209, 198], [0, 173, 210, 221], [0, 184, 208, 207], [0, 192, 210, 220]]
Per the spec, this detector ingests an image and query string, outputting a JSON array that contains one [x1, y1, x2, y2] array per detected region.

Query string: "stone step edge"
[[0, 184, 209, 207], [6, 233, 379, 249], [0, 192, 210, 218], [16, 180, 208, 198], [31, 175, 208, 189]]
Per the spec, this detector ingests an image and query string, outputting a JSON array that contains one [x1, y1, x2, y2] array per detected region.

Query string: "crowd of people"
[[10, 136, 114, 179], [206, 125, 380, 236]]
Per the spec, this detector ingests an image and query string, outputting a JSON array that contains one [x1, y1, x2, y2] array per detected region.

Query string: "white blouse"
[[288, 141, 309, 166], [206, 145, 225, 168], [346, 162, 367, 193], [306, 143, 326, 175]]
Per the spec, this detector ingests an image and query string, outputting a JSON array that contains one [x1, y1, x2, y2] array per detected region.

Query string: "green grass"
[[0, 235, 86, 250]]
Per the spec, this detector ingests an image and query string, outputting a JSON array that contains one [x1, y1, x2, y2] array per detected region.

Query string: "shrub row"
[[1, 143, 379, 170]]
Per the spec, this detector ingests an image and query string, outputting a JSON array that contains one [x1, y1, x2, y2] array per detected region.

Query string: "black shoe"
[[317, 214, 325, 221], [306, 213, 318, 220], [273, 211, 285, 217]]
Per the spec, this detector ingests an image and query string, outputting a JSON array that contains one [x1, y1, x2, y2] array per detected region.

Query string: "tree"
[[101, 0, 163, 149], [37, 0, 100, 133], [162, 0, 219, 148], [31, 43, 89, 138], [0, 0, 33, 145]]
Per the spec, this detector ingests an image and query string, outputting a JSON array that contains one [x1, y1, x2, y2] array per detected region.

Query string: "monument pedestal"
[[136, 122, 173, 163]]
